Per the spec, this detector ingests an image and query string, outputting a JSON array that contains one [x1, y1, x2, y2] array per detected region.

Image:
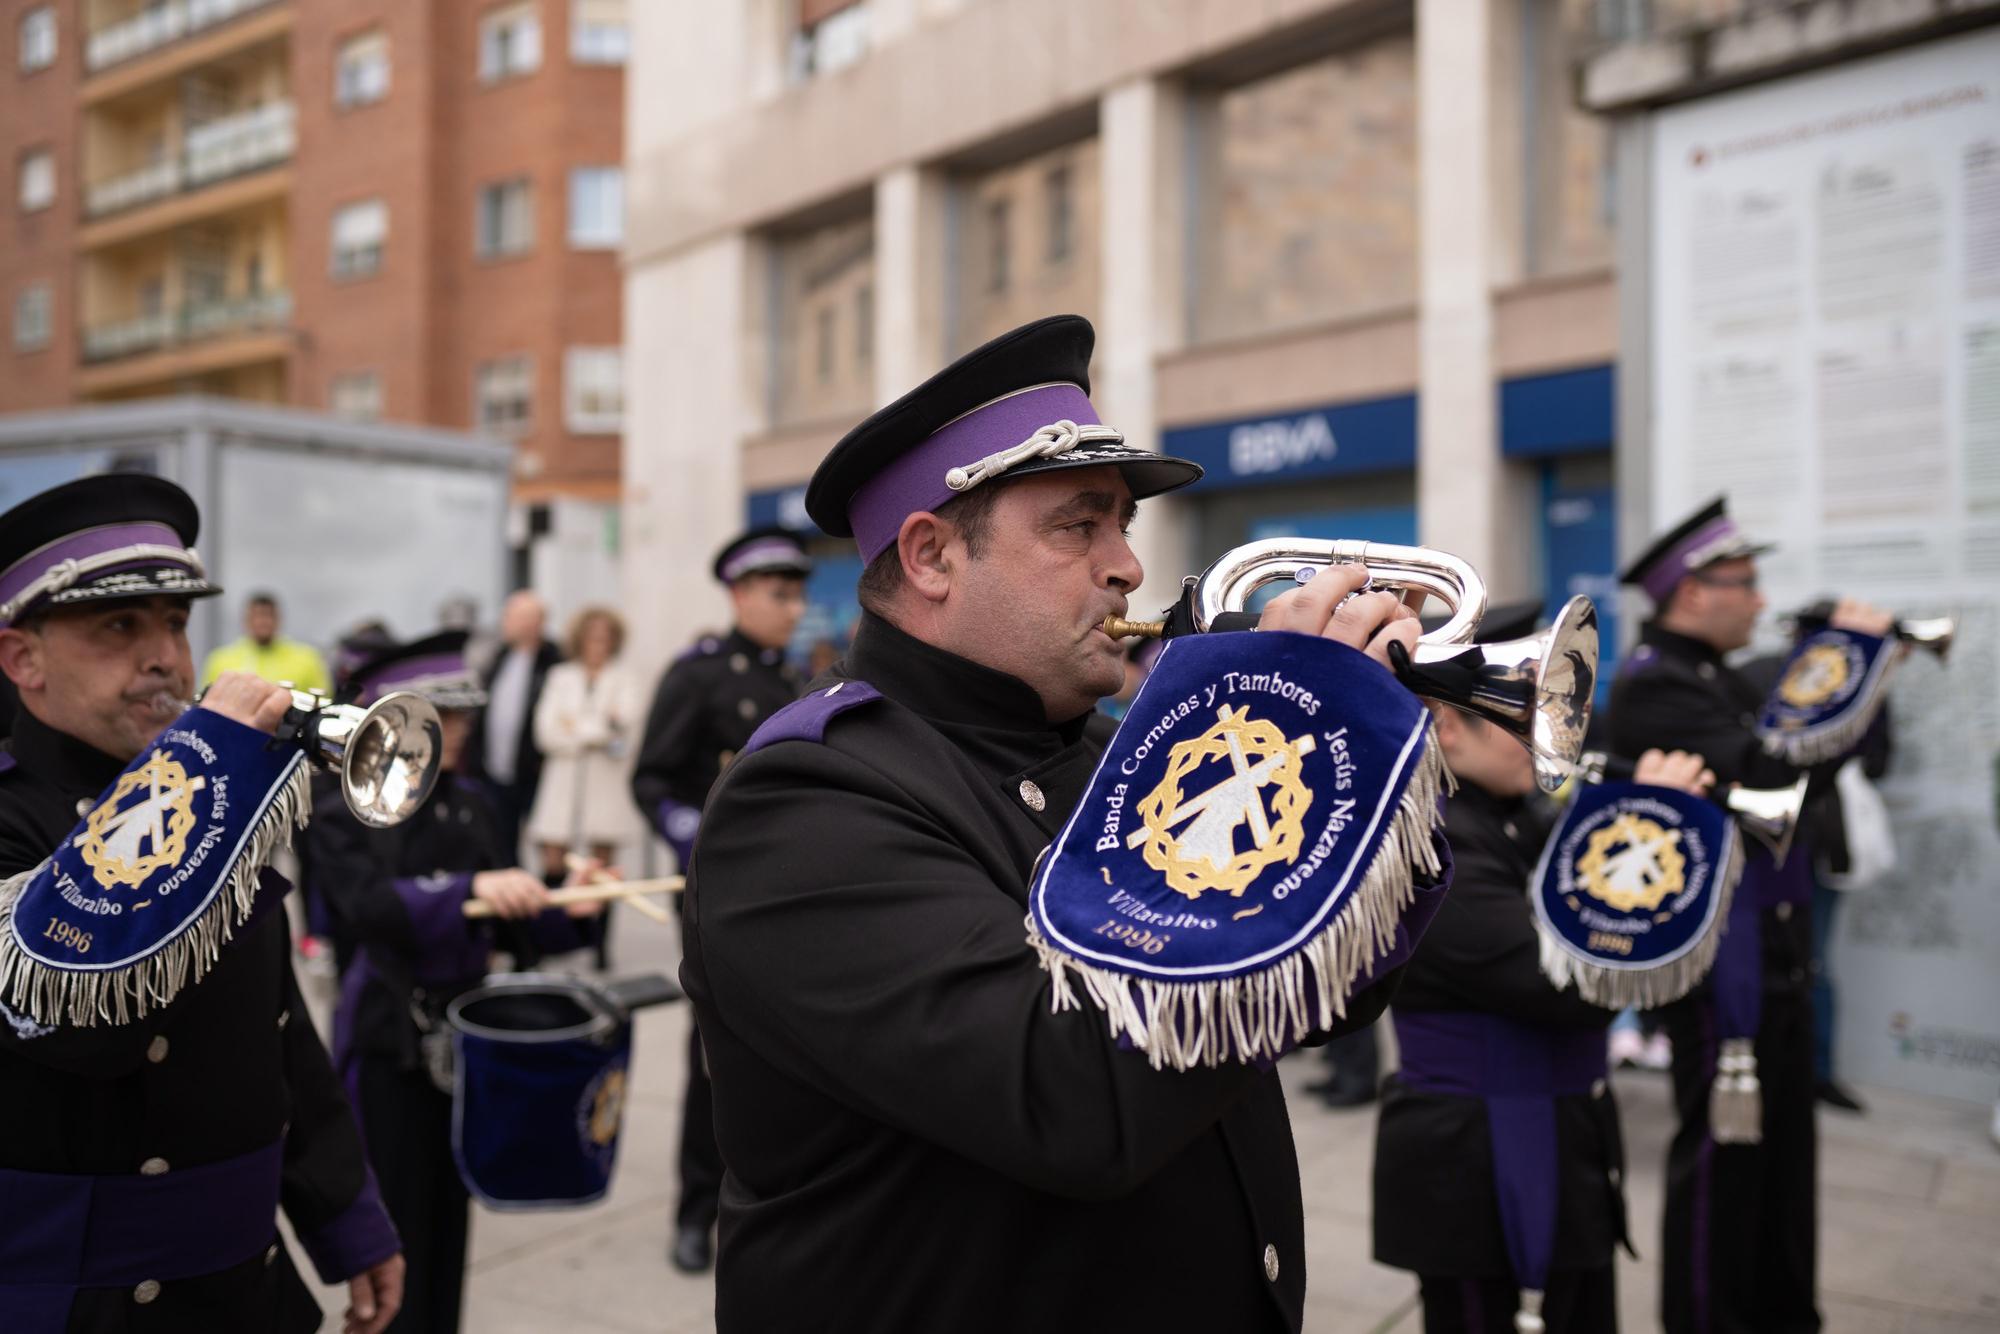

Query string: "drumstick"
[[561, 853, 676, 924], [461, 876, 685, 918]]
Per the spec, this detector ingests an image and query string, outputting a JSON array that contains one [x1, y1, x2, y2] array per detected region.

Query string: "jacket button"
[[277, 1009, 291, 1030], [738, 698, 757, 720], [1591, 1077, 1607, 1099], [729, 653, 748, 674], [265, 1243, 280, 1266], [139, 1157, 169, 1176], [1774, 901, 1793, 922], [146, 1035, 169, 1064], [1263, 1243, 1280, 1281], [1018, 780, 1046, 812], [76, 798, 95, 817], [133, 1279, 161, 1304]]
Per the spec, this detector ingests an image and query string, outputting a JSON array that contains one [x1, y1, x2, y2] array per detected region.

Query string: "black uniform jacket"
[[684, 612, 1408, 1334], [0, 709, 395, 1332], [1372, 783, 1628, 1277], [1607, 624, 1826, 997], [306, 771, 585, 1070], [631, 628, 802, 854]]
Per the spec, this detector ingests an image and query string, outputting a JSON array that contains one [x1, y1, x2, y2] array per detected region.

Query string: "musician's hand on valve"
[[1257, 564, 1423, 672], [1828, 597, 1894, 638], [472, 868, 552, 920], [199, 671, 293, 734], [1635, 748, 1715, 798]]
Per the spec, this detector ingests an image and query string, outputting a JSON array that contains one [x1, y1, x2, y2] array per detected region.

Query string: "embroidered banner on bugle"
[[1027, 630, 1447, 1070], [0, 709, 309, 1026], [1532, 780, 1741, 1008], [1756, 626, 1897, 765]]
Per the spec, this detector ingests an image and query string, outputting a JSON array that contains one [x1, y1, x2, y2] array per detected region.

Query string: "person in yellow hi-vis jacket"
[[202, 591, 329, 693]]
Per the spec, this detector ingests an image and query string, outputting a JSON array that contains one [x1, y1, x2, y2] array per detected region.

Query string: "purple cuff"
[[655, 799, 700, 866], [295, 1167, 400, 1284], [390, 873, 488, 983]]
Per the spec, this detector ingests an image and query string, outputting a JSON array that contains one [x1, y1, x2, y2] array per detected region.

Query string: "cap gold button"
[[1263, 1244, 1280, 1281], [146, 1036, 169, 1064], [1018, 780, 1045, 812], [133, 1279, 161, 1304], [139, 1157, 169, 1176]]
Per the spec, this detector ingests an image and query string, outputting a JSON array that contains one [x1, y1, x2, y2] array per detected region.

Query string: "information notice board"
[[1651, 29, 2000, 1102]]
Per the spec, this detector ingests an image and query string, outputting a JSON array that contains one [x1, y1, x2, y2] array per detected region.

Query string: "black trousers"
[[1660, 990, 1819, 1334], [677, 1021, 723, 1231], [356, 1058, 470, 1334], [1417, 1267, 1616, 1334]]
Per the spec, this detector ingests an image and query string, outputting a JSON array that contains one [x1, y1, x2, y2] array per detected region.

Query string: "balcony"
[[87, 0, 282, 73], [82, 289, 291, 363], [85, 101, 293, 220]]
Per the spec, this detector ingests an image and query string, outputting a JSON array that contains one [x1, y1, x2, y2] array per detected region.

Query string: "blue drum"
[[446, 972, 670, 1209]]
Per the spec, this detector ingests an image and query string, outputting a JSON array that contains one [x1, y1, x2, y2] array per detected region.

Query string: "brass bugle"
[[1785, 609, 1955, 661], [1101, 539, 1600, 794], [1573, 750, 1807, 868], [169, 687, 442, 828]]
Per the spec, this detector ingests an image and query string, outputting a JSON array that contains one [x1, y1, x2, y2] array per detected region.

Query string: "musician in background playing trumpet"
[[307, 630, 603, 1334], [1609, 497, 1898, 1334]]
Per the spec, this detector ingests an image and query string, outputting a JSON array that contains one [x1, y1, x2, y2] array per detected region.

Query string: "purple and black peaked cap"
[[805, 315, 1204, 562], [0, 473, 220, 627]]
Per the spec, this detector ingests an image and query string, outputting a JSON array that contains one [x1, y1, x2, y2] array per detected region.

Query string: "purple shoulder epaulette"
[[675, 635, 725, 665], [0, 750, 15, 775], [1616, 644, 1659, 680], [741, 681, 883, 758]]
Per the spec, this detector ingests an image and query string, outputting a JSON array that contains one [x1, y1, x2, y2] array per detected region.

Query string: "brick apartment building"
[[1, 0, 626, 524]]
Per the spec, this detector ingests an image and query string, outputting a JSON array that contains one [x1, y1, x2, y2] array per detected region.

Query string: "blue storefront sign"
[[1163, 394, 1417, 490]]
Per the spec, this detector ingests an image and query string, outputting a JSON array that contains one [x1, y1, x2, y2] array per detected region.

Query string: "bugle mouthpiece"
[[1100, 615, 1166, 640]]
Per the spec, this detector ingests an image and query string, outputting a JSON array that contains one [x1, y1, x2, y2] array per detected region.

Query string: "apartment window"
[[571, 0, 626, 64], [18, 147, 54, 212], [13, 283, 51, 352], [986, 198, 1010, 294], [815, 306, 835, 383], [789, 1, 868, 82], [330, 199, 388, 279], [564, 346, 622, 433], [1045, 165, 1073, 264], [855, 282, 872, 367], [479, 2, 542, 82], [475, 357, 534, 435], [18, 7, 55, 72], [335, 30, 391, 108], [477, 178, 534, 256], [567, 166, 622, 249], [330, 371, 383, 421]]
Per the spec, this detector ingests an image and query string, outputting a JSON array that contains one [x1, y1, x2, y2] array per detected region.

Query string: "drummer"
[[305, 630, 605, 1334]]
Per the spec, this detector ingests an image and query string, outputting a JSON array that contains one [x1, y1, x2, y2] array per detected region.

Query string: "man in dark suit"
[[472, 590, 561, 859], [681, 316, 1441, 1333]]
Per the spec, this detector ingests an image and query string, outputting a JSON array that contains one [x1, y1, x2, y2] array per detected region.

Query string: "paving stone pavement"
[[295, 906, 2000, 1332]]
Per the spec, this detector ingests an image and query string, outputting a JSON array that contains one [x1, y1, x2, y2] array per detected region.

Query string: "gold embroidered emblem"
[[1127, 705, 1316, 900], [76, 749, 206, 889], [1576, 813, 1685, 913], [1777, 643, 1851, 709], [587, 1068, 627, 1146]]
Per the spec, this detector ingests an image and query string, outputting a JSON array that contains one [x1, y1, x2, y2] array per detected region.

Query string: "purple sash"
[[0, 1140, 284, 1333], [1394, 1010, 1607, 1297]]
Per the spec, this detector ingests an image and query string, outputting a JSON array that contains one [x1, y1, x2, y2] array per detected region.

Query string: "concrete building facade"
[[2, 0, 629, 609], [622, 0, 1626, 677]]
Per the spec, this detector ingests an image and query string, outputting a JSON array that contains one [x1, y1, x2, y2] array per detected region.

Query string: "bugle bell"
[[176, 687, 443, 827], [1573, 750, 1807, 867], [1785, 605, 1956, 662], [1101, 538, 1599, 794]]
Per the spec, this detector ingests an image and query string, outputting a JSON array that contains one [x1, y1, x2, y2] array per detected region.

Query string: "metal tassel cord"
[[1027, 725, 1448, 1071], [1535, 824, 1745, 1011], [0, 759, 312, 1028]]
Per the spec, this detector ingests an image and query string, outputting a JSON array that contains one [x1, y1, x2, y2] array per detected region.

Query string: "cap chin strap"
[[0, 544, 205, 625], [943, 419, 1124, 494]]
